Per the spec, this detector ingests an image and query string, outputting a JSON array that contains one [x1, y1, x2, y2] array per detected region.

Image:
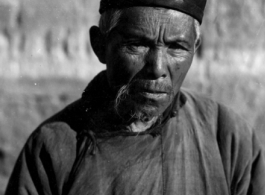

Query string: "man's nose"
[[144, 48, 167, 79]]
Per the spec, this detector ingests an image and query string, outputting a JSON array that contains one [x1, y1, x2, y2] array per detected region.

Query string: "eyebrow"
[[166, 37, 192, 47], [117, 27, 154, 40]]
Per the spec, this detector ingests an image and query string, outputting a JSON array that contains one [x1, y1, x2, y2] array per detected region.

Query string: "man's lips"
[[139, 91, 168, 99], [133, 85, 170, 93], [132, 87, 169, 99], [138, 88, 167, 94]]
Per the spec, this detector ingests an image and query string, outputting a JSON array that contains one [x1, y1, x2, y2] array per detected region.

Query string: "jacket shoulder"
[[180, 89, 265, 193], [180, 88, 255, 150], [181, 88, 252, 135], [27, 98, 87, 153]]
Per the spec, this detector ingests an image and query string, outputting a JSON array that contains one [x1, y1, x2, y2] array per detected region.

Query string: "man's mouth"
[[128, 80, 172, 101], [132, 88, 169, 100], [139, 91, 168, 99]]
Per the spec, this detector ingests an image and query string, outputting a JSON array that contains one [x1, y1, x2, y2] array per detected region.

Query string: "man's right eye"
[[125, 42, 148, 53]]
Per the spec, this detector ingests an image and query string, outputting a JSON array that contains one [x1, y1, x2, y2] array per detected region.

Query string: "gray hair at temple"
[[99, 9, 201, 49]]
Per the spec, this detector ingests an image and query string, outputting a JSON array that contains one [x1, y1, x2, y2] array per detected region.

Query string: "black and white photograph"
[[0, 0, 265, 194]]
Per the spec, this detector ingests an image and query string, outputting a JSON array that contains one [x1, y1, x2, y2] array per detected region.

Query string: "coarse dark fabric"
[[5, 71, 265, 195], [99, 0, 207, 24]]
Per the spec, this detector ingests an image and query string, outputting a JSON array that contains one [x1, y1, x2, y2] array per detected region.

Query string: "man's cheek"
[[171, 68, 189, 94], [107, 59, 135, 87], [121, 54, 144, 79]]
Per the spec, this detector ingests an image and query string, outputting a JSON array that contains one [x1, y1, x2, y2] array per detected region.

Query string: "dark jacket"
[[5, 71, 265, 195]]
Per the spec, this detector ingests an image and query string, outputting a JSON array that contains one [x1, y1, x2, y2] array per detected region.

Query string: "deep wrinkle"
[[101, 7, 197, 130]]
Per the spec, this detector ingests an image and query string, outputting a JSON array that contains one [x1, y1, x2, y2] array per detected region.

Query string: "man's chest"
[[65, 125, 229, 195]]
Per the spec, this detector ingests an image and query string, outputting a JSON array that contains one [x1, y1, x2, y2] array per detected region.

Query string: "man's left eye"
[[168, 43, 187, 51]]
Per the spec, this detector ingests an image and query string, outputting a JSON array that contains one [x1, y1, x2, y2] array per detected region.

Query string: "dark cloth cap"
[[99, 0, 207, 24]]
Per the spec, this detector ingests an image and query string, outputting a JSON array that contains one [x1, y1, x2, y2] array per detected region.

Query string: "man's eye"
[[126, 43, 148, 52], [168, 43, 187, 51]]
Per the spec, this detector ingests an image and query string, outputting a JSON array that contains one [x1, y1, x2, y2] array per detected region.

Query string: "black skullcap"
[[99, 0, 207, 24]]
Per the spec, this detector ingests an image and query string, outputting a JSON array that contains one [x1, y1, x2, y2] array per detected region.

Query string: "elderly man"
[[5, 0, 265, 194]]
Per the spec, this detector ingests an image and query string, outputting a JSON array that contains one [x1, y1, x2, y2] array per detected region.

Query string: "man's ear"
[[194, 35, 202, 52], [90, 26, 106, 64]]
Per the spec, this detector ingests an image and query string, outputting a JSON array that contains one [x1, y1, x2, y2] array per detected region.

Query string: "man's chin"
[[115, 99, 162, 122], [128, 98, 174, 122], [133, 104, 160, 121]]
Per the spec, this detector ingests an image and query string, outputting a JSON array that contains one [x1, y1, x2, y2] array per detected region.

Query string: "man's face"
[[104, 7, 197, 120]]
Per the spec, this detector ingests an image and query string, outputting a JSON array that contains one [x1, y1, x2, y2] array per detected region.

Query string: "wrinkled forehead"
[[116, 7, 195, 36]]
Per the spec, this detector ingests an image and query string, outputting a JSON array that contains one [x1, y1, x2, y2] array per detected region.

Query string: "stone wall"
[[0, 0, 99, 59]]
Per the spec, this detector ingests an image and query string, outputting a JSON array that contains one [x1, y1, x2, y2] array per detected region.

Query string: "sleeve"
[[5, 131, 51, 195], [5, 123, 77, 195], [217, 104, 265, 195], [247, 133, 265, 195]]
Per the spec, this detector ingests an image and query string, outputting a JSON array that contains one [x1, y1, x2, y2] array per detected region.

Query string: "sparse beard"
[[114, 83, 153, 122], [113, 80, 173, 122]]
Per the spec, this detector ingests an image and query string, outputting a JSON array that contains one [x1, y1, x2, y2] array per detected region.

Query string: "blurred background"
[[0, 0, 264, 193]]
